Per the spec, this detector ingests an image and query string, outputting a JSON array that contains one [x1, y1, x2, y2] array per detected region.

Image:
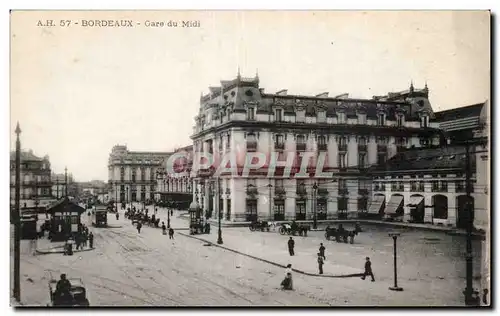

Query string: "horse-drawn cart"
[[48, 278, 90, 307], [278, 222, 310, 237], [249, 221, 271, 232], [325, 224, 361, 244]]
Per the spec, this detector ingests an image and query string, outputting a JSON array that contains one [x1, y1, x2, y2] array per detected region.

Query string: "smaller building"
[[10, 149, 53, 209], [46, 198, 85, 241], [155, 145, 193, 209], [368, 145, 480, 228]]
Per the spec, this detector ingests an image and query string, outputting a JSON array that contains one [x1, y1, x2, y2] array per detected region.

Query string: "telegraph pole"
[[267, 183, 273, 221], [13, 122, 21, 303], [217, 177, 223, 244], [64, 167, 68, 197], [313, 182, 318, 229], [463, 141, 476, 305]]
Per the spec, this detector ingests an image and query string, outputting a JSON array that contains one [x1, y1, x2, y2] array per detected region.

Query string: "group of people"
[[64, 224, 94, 255], [285, 234, 375, 280], [125, 204, 176, 239]]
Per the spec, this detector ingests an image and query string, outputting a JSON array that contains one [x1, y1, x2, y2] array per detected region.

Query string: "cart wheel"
[[249, 226, 255, 232], [279, 227, 285, 235]]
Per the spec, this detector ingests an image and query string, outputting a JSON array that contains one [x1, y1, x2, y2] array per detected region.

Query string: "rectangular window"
[[317, 200, 327, 220], [357, 114, 366, 125], [338, 153, 347, 168], [358, 153, 366, 168], [377, 154, 386, 165], [247, 108, 255, 120], [357, 198, 368, 212], [397, 115, 404, 127], [338, 112, 346, 124], [275, 109, 283, 122], [295, 200, 306, 220], [377, 114, 385, 126], [274, 200, 285, 221]]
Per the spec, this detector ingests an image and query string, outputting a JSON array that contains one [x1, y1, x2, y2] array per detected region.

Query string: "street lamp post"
[[388, 232, 403, 291], [267, 183, 273, 221], [13, 122, 21, 303], [312, 182, 318, 229], [217, 178, 223, 245]]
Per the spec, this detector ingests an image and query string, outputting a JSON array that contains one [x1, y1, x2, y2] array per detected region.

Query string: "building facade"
[[191, 74, 443, 222], [10, 150, 53, 209], [368, 101, 489, 229], [51, 172, 75, 199], [108, 145, 172, 203], [155, 145, 193, 208]]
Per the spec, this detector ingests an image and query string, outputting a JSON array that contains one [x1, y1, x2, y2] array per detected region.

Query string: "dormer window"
[[377, 113, 386, 126], [396, 114, 404, 127], [421, 114, 429, 128], [338, 112, 346, 124], [247, 107, 255, 120], [275, 109, 283, 122]]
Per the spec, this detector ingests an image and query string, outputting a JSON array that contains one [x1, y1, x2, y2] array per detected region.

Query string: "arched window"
[[433, 195, 448, 219]]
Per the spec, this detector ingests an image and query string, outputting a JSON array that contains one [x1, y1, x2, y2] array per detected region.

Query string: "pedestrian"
[[116, 212, 119, 220], [168, 227, 174, 240], [137, 222, 142, 234], [155, 208, 158, 215], [170, 209, 173, 216], [287, 237, 295, 256], [162, 222, 167, 235], [285, 264, 292, 276], [88, 232, 94, 248], [75, 235, 81, 250], [361, 257, 375, 282], [319, 243, 326, 260], [317, 253, 324, 274], [82, 233, 88, 248]]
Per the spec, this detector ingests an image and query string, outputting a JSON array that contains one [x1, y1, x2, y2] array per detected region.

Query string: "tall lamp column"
[[388, 232, 403, 291]]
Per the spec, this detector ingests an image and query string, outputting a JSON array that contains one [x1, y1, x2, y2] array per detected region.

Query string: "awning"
[[385, 195, 404, 215], [368, 195, 385, 214], [407, 196, 424, 208]]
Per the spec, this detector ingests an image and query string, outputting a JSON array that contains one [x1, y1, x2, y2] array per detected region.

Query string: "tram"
[[91, 206, 108, 227]]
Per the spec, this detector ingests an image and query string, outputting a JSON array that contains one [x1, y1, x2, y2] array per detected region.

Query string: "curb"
[[35, 247, 96, 255], [178, 232, 363, 278]]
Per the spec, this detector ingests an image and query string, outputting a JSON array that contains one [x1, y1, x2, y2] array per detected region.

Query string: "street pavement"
[[11, 207, 481, 306]]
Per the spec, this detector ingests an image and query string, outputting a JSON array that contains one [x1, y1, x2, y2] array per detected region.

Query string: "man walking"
[[317, 253, 324, 274], [361, 257, 375, 282], [137, 222, 142, 234], [319, 243, 326, 260], [287, 237, 295, 256], [168, 227, 175, 240], [88, 232, 94, 249]]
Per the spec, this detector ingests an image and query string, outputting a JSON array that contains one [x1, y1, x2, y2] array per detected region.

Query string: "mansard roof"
[[370, 145, 475, 173]]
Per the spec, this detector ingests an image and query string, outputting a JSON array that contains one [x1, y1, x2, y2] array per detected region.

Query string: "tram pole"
[[13, 122, 21, 303], [463, 141, 477, 305]]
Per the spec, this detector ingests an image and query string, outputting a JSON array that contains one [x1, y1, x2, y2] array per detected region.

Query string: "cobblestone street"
[[10, 207, 482, 306]]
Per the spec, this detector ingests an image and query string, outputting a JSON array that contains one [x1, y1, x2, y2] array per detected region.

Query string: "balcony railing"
[[246, 186, 258, 195], [246, 142, 257, 152], [275, 143, 285, 150], [296, 187, 307, 195], [377, 144, 387, 152], [275, 187, 286, 195], [17, 181, 52, 186], [296, 143, 306, 151], [358, 188, 369, 195], [358, 144, 367, 152], [338, 188, 349, 195], [396, 145, 406, 152], [338, 143, 348, 151], [317, 187, 329, 196], [317, 144, 328, 151], [432, 186, 448, 193]]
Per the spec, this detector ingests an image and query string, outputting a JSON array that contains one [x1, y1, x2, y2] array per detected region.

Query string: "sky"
[[9, 10, 490, 181]]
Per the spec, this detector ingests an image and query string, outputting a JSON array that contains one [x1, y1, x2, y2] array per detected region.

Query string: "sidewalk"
[[207, 218, 484, 237], [178, 229, 363, 278], [35, 238, 95, 255]]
